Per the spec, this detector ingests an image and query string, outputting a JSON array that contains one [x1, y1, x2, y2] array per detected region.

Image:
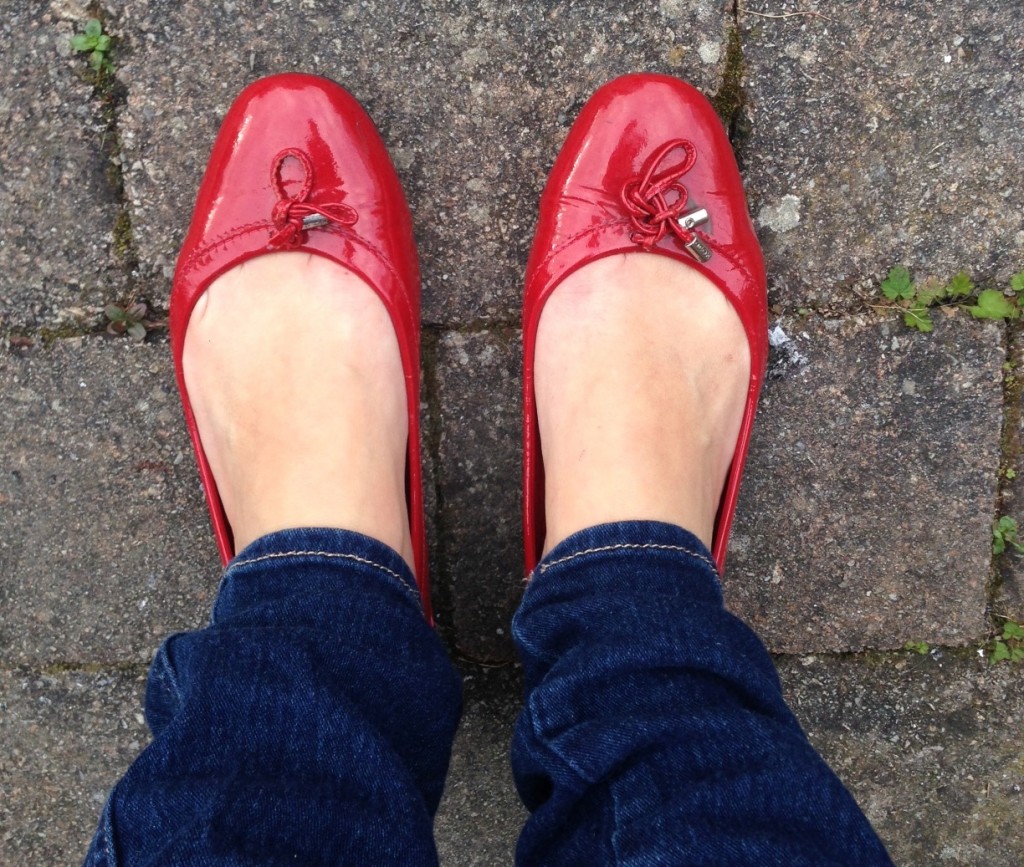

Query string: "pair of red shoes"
[[170, 73, 768, 624]]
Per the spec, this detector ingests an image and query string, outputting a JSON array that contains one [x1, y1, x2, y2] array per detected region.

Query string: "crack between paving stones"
[[420, 328, 460, 654], [86, 2, 152, 325], [772, 643, 998, 665], [0, 661, 150, 677], [989, 319, 1023, 625], [712, 0, 750, 160], [3, 5, 150, 352]]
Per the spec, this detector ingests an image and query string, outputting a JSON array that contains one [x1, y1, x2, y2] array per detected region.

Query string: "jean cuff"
[[532, 520, 721, 583], [224, 526, 420, 606]]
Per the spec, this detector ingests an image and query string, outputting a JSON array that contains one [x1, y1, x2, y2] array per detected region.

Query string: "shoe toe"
[[522, 73, 769, 575]]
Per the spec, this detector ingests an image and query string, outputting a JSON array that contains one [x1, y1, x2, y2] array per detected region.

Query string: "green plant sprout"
[[992, 516, 1024, 556], [880, 267, 1024, 332], [71, 18, 112, 72], [105, 302, 159, 340], [989, 619, 1024, 665], [903, 640, 930, 655]]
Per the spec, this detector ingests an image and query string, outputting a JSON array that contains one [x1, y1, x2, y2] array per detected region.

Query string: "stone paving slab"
[[3, 1, 1021, 863], [778, 652, 1024, 867], [436, 664, 524, 866], [113, 0, 730, 326], [728, 313, 1003, 653], [0, 4, 128, 333], [433, 329, 523, 661], [0, 337, 220, 665], [742, 0, 1024, 313], [0, 667, 147, 866]]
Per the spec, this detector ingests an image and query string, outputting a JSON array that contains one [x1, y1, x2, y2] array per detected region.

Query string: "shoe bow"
[[267, 147, 358, 249], [620, 139, 710, 260]]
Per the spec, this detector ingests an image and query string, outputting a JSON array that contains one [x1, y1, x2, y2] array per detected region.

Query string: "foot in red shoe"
[[182, 252, 414, 568], [171, 74, 431, 618], [534, 253, 750, 555], [523, 74, 768, 575]]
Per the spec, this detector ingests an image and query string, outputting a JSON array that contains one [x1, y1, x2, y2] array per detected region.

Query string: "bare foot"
[[534, 253, 750, 553], [182, 252, 414, 569]]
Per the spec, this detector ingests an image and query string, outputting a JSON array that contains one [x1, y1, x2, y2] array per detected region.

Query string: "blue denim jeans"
[[85, 522, 892, 865]]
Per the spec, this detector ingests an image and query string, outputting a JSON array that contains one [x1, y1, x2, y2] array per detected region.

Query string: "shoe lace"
[[620, 139, 702, 252], [267, 148, 358, 249]]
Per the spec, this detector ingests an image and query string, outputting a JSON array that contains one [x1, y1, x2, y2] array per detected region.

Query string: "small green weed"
[[105, 302, 164, 340], [879, 267, 1024, 332], [903, 640, 930, 655], [993, 516, 1024, 555], [989, 619, 1024, 665], [71, 18, 113, 72]]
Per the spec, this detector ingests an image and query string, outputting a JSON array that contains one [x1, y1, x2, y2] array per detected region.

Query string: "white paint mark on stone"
[[698, 41, 721, 64], [758, 195, 802, 233], [768, 323, 810, 373], [768, 325, 792, 348]]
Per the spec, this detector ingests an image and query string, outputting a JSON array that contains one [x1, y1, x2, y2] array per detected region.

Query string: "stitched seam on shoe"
[[183, 225, 415, 328], [351, 232, 416, 328], [229, 549, 420, 604], [538, 542, 718, 575], [525, 218, 758, 302], [525, 217, 628, 297], [181, 221, 273, 268], [699, 233, 759, 290]]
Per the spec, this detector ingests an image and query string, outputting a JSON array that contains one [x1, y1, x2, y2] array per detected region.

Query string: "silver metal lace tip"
[[302, 214, 330, 229], [684, 236, 712, 262], [677, 207, 710, 230]]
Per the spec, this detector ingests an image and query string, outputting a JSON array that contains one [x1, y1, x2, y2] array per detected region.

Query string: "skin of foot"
[[182, 251, 414, 570], [533, 253, 751, 554]]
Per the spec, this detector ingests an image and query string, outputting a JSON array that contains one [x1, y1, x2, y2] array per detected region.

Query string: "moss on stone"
[[710, 27, 745, 130], [112, 208, 135, 264]]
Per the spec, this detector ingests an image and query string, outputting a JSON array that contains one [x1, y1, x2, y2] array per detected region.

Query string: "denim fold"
[[84, 522, 892, 866], [511, 521, 893, 866], [85, 528, 462, 867]]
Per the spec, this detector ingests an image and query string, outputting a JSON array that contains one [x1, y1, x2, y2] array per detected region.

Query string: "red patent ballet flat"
[[522, 73, 768, 576], [170, 73, 431, 621]]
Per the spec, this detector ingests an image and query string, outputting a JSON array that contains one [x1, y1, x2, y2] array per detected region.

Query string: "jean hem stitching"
[[537, 542, 718, 575], [228, 549, 420, 604]]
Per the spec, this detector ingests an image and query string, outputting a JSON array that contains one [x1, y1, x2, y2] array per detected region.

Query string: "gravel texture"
[[435, 664, 525, 866], [3, 0, 1023, 864], [0, 668, 147, 865], [0, 338, 220, 665], [729, 314, 1004, 653], [778, 651, 1024, 867], [432, 329, 523, 662], [741, 0, 1024, 313]]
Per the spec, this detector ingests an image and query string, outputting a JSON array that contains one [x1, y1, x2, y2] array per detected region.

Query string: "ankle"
[[182, 253, 415, 571], [534, 254, 749, 553]]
